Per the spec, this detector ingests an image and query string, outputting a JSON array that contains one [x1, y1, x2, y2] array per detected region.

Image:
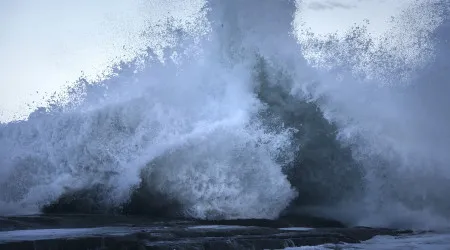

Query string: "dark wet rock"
[[196, 214, 345, 229], [0, 214, 412, 250], [0, 214, 343, 232]]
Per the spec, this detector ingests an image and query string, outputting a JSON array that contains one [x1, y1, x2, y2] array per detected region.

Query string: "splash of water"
[[1, 0, 449, 229], [0, 0, 298, 219]]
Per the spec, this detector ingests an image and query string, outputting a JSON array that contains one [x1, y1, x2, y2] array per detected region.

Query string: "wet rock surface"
[[0, 214, 412, 250]]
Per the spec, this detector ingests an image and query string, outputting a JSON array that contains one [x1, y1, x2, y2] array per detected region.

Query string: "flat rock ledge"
[[0, 214, 412, 250]]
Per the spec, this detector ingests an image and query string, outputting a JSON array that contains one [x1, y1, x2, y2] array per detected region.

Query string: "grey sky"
[[0, 0, 412, 122], [0, 0, 152, 121], [298, 0, 410, 37], [307, 1, 357, 10]]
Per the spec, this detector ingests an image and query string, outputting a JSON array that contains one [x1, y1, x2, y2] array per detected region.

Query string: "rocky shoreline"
[[0, 214, 412, 250]]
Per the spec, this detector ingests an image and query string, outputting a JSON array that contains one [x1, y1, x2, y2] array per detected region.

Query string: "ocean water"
[[287, 231, 450, 250], [1, 2, 450, 247]]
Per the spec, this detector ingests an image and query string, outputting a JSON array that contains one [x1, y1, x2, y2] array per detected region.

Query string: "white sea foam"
[[1, 0, 449, 229]]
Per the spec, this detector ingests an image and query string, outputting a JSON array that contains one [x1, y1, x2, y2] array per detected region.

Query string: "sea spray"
[[1, 0, 449, 230]]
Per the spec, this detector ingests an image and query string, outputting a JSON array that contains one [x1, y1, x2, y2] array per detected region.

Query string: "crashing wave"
[[1, 0, 449, 229]]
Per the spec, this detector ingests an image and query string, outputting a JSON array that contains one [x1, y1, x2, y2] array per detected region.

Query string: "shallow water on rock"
[[0, 214, 413, 250], [288, 231, 450, 250]]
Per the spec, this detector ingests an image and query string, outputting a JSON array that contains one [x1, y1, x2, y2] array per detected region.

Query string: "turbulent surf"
[[1, 0, 449, 230]]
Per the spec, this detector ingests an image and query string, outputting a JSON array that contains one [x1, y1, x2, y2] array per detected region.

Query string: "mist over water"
[[1, 0, 449, 230]]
